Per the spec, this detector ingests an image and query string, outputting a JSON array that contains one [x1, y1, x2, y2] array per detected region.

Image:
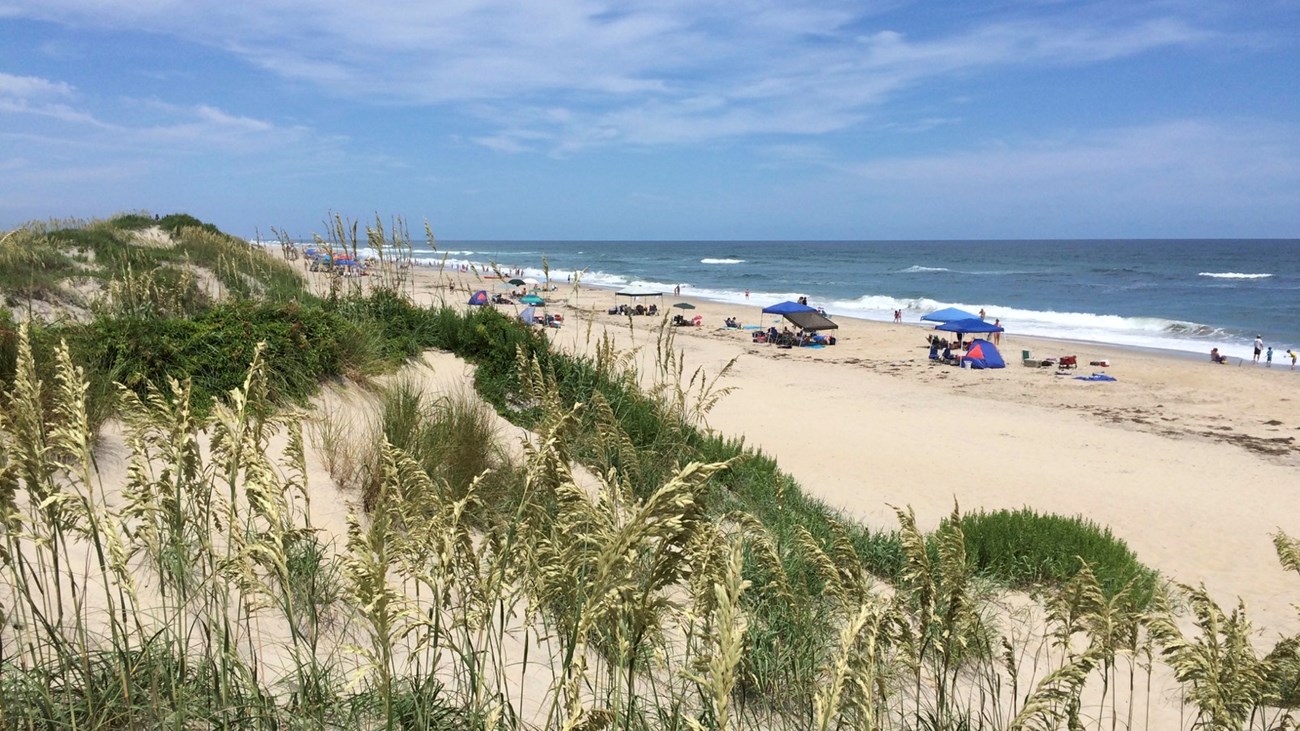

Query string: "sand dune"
[[395, 266, 1300, 639]]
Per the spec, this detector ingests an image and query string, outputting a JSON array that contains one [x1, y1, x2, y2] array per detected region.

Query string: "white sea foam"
[[900, 265, 951, 273], [1198, 272, 1273, 279], [700, 258, 746, 264]]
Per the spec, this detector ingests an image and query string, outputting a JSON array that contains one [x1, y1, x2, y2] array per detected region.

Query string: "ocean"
[[286, 238, 1300, 362]]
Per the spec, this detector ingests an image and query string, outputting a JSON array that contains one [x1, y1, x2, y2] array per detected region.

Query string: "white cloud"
[[3, 1, 1225, 152], [0, 71, 75, 98]]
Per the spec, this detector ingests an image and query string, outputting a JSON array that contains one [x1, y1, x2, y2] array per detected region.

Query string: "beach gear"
[[519, 294, 545, 305], [467, 290, 489, 306], [962, 339, 1005, 369]]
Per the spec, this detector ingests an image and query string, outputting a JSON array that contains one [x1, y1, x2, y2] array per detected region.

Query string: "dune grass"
[[3, 325, 1298, 730], [5, 214, 1300, 729]]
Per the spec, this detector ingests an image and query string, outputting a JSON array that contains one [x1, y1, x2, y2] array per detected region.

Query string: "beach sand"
[[389, 264, 1300, 639]]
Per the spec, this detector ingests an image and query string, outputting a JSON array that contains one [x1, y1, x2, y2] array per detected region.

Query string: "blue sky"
[[2, 0, 1298, 240]]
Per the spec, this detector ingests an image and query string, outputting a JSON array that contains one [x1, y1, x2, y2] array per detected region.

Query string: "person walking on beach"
[[893, 309, 902, 324], [1254, 335, 1264, 363], [1289, 348, 1297, 370], [1266, 346, 1274, 368]]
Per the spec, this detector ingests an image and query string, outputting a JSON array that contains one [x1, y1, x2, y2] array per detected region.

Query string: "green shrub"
[[67, 301, 349, 416], [956, 507, 1157, 604]]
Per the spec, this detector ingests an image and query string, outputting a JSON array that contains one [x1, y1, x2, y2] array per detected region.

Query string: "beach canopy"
[[467, 290, 489, 306], [921, 307, 980, 323], [762, 300, 816, 315], [519, 306, 537, 324], [519, 294, 546, 305], [616, 288, 664, 298], [934, 317, 1003, 334], [781, 310, 838, 331], [962, 339, 1005, 369]]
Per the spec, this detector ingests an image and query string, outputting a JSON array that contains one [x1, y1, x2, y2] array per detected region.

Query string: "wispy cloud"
[[0, 70, 74, 98], [7, 1, 1223, 152]]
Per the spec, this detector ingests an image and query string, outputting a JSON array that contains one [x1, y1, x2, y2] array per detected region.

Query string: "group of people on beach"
[[752, 326, 834, 348], [1252, 335, 1297, 369], [1213, 336, 1298, 369], [609, 303, 659, 316]]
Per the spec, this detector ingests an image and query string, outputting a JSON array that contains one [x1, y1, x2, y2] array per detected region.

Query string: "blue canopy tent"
[[467, 290, 489, 306], [933, 317, 1003, 334], [519, 306, 538, 325], [920, 307, 980, 323], [762, 301, 816, 315], [761, 300, 816, 327]]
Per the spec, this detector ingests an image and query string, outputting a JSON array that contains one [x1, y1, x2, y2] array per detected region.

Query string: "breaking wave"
[[1198, 272, 1273, 279]]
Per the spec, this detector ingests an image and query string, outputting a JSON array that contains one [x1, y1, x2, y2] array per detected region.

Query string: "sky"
[[1, 0, 1299, 241]]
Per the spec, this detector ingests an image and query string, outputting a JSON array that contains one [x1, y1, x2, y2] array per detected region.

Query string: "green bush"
[[956, 507, 1157, 604], [68, 301, 348, 415]]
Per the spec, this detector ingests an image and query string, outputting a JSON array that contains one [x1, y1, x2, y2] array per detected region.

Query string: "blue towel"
[[1074, 373, 1117, 382]]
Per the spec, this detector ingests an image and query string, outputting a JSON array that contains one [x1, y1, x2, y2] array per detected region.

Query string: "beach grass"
[[6, 213, 1300, 730]]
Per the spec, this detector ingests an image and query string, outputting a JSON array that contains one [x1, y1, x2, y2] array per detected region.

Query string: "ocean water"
[[286, 239, 1300, 361]]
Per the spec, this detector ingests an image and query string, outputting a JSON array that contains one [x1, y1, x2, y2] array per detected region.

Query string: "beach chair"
[[1059, 355, 1078, 369]]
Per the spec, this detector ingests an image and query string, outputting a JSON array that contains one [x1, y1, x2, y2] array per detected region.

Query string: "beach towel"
[[1074, 373, 1117, 382]]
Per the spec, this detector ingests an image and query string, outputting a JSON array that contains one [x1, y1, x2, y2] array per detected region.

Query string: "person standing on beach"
[[1266, 346, 1273, 368], [744, 288, 749, 300], [1254, 335, 1264, 363], [992, 318, 1001, 345], [979, 308, 986, 321], [1289, 348, 1297, 369]]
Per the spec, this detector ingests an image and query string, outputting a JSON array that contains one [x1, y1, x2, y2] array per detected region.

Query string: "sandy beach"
[[394, 263, 1300, 638]]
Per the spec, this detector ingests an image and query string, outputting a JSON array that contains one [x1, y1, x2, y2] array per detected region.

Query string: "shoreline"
[[571, 274, 1295, 372], [263, 240, 1299, 364]]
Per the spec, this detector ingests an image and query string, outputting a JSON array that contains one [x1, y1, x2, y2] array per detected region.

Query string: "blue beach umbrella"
[[920, 307, 980, 323], [519, 294, 546, 305]]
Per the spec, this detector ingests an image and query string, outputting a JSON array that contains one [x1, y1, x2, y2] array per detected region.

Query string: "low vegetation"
[[1, 213, 1296, 729]]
